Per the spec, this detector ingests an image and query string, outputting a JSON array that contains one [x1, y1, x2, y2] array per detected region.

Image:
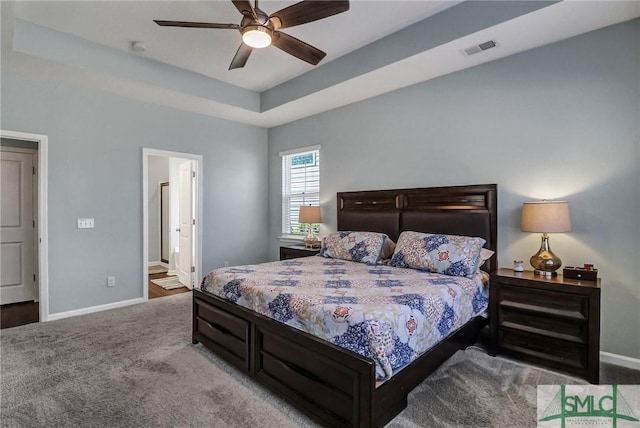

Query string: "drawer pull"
[[500, 322, 585, 344], [198, 318, 246, 360], [279, 357, 325, 384], [210, 321, 232, 336], [499, 300, 586, 320]]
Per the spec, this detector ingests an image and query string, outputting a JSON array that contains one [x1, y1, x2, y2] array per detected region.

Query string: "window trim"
[[278, 145, 321, 158], [280, 145, 320, 238]]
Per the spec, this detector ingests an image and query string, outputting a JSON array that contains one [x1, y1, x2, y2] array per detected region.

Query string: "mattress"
[[200, 255, 488, 380]]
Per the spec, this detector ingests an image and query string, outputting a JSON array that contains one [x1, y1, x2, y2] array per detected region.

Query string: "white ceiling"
[[12, 0, 459, 92], [2, 1, 639, 127]]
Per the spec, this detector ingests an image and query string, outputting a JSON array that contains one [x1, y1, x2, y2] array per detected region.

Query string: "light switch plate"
[[77, 218, 94, 229]]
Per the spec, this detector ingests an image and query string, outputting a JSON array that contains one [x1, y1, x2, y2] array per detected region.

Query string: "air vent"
[[463, 40, 497, 56]]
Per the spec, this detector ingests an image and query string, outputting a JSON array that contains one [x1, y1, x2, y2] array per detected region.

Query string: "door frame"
[[142, 148, 202, 300], [159, 181, 169, 264], [0, 129, 49, 321]]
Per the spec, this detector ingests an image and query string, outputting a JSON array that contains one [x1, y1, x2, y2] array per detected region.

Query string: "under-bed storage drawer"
[[254, 325, 371, 428], [194, 297, 250, 371]]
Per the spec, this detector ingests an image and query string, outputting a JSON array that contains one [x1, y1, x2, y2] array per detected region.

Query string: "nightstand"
[[279, 245, 321, 260], [489, 268, 601, 384]]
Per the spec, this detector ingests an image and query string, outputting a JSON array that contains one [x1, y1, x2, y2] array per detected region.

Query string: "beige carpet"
[[2, 293, 637, 427], [1, 293, 313, 428], [150, 276, 184, 290]]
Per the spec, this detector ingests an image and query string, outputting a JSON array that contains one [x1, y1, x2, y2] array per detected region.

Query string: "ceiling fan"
[[154, 0, 350, 70]]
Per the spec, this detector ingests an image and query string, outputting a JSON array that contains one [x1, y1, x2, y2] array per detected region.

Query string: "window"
[[281, 146, 320, 237]]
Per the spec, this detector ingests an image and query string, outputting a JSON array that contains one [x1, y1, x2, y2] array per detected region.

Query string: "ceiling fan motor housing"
[[240, 7, 270, 27]]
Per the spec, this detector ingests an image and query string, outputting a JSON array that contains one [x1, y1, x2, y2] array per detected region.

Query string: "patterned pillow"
[[320, 231, 392, 265], [389, 231, 486, 278], [479, 248, 495, 266]]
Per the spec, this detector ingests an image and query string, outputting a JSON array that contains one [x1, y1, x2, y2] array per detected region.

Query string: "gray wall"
[[261, 1, 554, 111], [147, 155, 169, 263], [268, 21, 640, 359], [1, 71, 268, 314], [13, 18, 260, 112]]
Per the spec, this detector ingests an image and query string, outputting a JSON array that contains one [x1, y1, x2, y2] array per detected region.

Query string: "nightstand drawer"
[[497, 284, 588, 320], [280, 245, 320, 260], [498, 328, 587, 370], [499, 306, 588, 344]]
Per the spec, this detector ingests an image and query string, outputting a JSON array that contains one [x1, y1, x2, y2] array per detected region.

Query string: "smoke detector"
[[131, 41, 146, 53]]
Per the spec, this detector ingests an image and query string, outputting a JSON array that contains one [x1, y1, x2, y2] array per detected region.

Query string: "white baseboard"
[[47, 298, 145, 321], [601, 351, 640, 371], [167, 269, 177, 276], [148, 261, 168, 268]]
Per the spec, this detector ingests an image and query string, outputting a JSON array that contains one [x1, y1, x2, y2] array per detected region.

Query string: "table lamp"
[[298, 205, 321, 249], [521, 200, 571, 276]]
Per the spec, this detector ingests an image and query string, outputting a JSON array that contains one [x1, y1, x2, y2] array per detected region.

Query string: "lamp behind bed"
[[299, 205, 321, 249]]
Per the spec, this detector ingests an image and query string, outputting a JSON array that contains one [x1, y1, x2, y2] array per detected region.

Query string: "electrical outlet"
[[224, 261, 229, 267], [107, 276, 116, 287], [77, 218, 94, 229]]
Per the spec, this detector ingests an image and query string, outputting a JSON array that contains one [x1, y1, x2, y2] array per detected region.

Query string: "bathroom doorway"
[[142, 149, 202, 300]]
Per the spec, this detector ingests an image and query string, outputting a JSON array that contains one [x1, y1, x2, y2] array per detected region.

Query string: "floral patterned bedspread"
[[200, 255, 488, 380]]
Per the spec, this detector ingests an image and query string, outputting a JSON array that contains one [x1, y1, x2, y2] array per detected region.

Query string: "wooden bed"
[[193, 184, 497, 427]]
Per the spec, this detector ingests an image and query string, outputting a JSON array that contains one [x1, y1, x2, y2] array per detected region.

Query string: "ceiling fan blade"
[[229, 43, 253, 70], [231, 0, 258, 21], [270, 1, 349, 29], [154, 20, 239, 30], [272, 31, 326, 65]]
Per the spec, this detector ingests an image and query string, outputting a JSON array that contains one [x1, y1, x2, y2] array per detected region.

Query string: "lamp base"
[[303, 231, 320, 249], [534, 269, 557, 277], [529, 233, 562, 276]]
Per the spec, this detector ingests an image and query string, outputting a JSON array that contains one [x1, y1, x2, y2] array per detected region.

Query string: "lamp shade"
[[521, 201, 571, 233], [298, 205, 321, 224]]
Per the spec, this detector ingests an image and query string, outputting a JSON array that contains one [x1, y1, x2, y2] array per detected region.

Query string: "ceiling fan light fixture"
[[154, 0, 351, 69], [242, 25, 272, 48]]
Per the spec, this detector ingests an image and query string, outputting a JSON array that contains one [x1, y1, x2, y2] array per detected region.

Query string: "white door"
[[0, 148, 36, 304], [177, 161, 193, 288]]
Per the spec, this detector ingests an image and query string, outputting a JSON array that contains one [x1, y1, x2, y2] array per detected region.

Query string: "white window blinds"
[[281, 147, 320, 236]]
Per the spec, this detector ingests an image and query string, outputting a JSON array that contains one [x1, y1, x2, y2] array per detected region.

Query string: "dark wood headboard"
[[337, 184, 498, 272]]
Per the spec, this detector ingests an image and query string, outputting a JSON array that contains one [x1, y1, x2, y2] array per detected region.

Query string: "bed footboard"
[[193, 289, 486, 427], [193, 289, 377, 427]]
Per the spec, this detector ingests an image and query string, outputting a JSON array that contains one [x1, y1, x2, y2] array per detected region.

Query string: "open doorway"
[[0, 130, 49, 327], [142, 149, 202, 300]]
